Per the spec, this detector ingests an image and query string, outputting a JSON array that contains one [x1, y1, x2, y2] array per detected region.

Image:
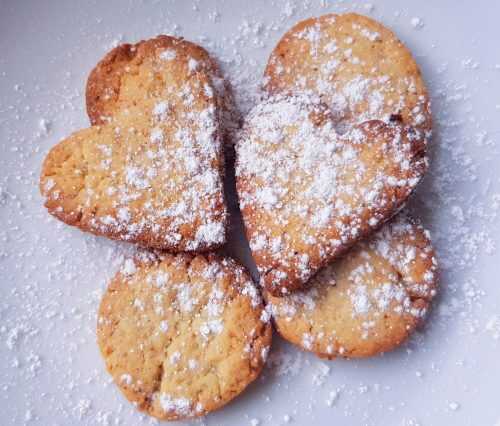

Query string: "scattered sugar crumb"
[[410, 17, 424, 29], [326, 389, 340, 407]]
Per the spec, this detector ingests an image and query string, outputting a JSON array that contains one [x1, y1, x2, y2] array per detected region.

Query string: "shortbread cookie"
[[236, 94, 427, 295], [40, 36, 227, 251], [264, 13, 431, 141], [266, 214, 438, 358], [86, 35, 239, 140], [98, 252, 272, 421]]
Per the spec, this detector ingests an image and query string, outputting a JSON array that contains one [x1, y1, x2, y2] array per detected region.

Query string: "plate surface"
[[1, 1, 499, 425]]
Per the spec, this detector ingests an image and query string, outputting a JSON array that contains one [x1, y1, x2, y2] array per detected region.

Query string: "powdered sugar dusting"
[[2, 2, 500, 424]]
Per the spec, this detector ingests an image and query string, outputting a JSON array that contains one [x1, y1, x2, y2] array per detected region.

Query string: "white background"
[[1, 1, 499, 425]]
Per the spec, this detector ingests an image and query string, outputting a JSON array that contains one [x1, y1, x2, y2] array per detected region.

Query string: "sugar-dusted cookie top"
[[266, 214, 438, 358], [236, 94, 427, 295], [40, 36, 227, 251], [264, 13, 431, 141], [98, 252, 272, 421]]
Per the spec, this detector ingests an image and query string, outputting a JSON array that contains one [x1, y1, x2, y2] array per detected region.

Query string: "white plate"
[[1, 1, 499, 425]]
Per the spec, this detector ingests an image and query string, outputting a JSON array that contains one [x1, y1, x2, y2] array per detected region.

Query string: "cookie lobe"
[[97, 253, 272, 420], [86, 35, 239, 140], [264, 13, 431, 142], [266, 214, 438, 358]]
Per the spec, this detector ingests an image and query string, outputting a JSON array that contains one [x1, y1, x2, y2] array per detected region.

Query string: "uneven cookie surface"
[[40, 36, 227, 251], [236, 94, 427, 295], [266, 214, 438, 358], [264, 13, 431, 141], [98, 253, 272, 420]]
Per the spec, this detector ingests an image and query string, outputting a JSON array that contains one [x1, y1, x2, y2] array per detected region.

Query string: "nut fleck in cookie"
[[98, 252, 272, 421], [264, 13, 431, 142], [236, 94, 427, 295], [40, 36, 227, 251], [266, 214, 438, 358]]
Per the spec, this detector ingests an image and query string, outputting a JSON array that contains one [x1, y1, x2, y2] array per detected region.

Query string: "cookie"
[[264, 13, 431, 141], [40, 36, 227, 251], [266, 214, 438, 358], [86, 35, 239, 141], [236, 94, 427, 295], [97, 252, 272, 420]]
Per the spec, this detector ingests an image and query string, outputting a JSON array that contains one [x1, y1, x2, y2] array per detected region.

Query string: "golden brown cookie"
[[97, 252, 272, 421], [236, 94, 427, 295], [266, 214, 438, 358], [40, 36, 227, 251], [264, 13, 431, 141]]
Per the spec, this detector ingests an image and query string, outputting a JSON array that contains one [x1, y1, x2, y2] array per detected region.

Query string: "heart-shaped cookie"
[[264, 13, 431, 142], [40, 36, 227, 251], [236, 94, 427, 295]]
